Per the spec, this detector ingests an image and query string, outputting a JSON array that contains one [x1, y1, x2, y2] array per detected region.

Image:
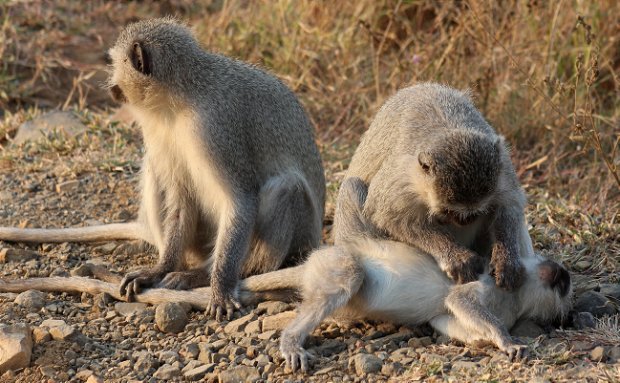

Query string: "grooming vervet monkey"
[[0, 18, 326, 320], [240, 178, 572, 373], [334, 83, 527, 290]]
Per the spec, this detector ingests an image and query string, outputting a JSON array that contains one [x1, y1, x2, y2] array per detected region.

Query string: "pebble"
[[183, 363, 215, 380], [452, 361, 478, 370], [218, 365, 260, 383], [153, 364, 181, 380], [224, 313, 256, 334], [0, 324, 32, 373], [155, 302, 188, 333], [56, 180, 80, 194], [590, 346, 606, 362], [261, 311, 296, 332], [14, 290, 46, 312], [0, 248, 39, 263], [32, 327, 51, 344], [114, 302, 148, 317], [351, 353, 382, 375], [245, 320, 262, 334], [572, 311, 596, 329]]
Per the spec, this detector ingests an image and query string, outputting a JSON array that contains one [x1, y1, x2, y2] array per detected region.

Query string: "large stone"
[[351, 353, 382, 375], [218, 365, 260, 383], [574, 291, 617, 317], [13, 111, 87, 145], [0, 324, 32, 373], [14, 290, 46, 312], [155, 302, 188, 333], [261, 311, 296, 332]]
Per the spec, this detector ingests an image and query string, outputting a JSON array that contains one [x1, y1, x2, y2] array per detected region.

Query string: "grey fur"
[[335, 83, 527, 289], [240, 177, 572, 373], [105, 17, 325, 320]]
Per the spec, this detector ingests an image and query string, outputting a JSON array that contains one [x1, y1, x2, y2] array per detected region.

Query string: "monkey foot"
[[157, 269, 209, 290], [500, 340, 528, 361], [444, 250, 485, 284], [119, 268, 165, 302], [206, 293, 242, 322], [280, 341, 310, 373]]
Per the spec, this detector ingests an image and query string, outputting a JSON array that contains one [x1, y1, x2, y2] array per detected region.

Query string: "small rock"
[[155, 302, 188, 333], [32, 327, 51, 343], [254, 354, 270, 367], [511, 319, 546, 337], [351, 353, 382, 375], [49, 324, 77, 341], [184, 363, 215, 380], [153, 364, 181, 379], [435, 334, 451, 345], [218, 365, 260, 383], [574, 260, 592, 271], [256, 301, 291, 315], [74, 369, 93, 380], [571, 341, 594, 352], [224, 313, 255, 334], [114, 302, 148, 317], [590, 346, 606, 362], [244, 320, 261, 334], [262, 311, 296, 332], [452, 361, 478, 370], [13, 111, 86, 145], [572, 311, 596, 329], [574, 291, 617, 317], [14, 290, 46, 312], [0, 248, 39, 263], [381, 362, 403, 375], [134, 352, 159, 373], [86, 375, 104, 383], [180, 343, 200, 360], [257, 330, 277, 340], [608, 346, 620, 362], [40, 365, 56, 378], [55, 180, 80, 194], [0, 324, 32, 373]]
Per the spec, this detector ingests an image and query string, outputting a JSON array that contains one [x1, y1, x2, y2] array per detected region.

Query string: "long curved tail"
[[0, 222, 145, 243]]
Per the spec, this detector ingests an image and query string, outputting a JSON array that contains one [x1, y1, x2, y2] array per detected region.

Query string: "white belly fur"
[[353, 240, 452, 324], [133, 107, 231, 220]]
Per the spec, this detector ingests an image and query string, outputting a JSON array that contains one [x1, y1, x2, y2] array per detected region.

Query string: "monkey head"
[[414, 130, 501, 226], [106, 17, 200, 108], [518, 255, 573, 323]]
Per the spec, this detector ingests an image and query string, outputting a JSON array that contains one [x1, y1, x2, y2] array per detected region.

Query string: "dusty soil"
[[0, 111, 618, 382]]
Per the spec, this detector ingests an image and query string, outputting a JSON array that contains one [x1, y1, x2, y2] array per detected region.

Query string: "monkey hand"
[[443, 249, 485, 284], [207, 286, 242, 322], [119, 267, 166, 302], [280, 331, 310, 373], [498, 337, 528, 361], [491, 245, 525, 290]]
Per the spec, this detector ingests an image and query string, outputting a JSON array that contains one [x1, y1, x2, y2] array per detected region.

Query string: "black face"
[[538, 260, 571, 297]]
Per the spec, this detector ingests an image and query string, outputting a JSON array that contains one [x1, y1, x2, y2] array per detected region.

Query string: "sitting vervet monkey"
[[240, 178, 572, 373], [334, 84, 527, 290], [0, 18, 325, 320]]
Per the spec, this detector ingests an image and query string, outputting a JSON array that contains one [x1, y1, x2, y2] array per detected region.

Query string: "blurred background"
[[0, 1, 618, 273]]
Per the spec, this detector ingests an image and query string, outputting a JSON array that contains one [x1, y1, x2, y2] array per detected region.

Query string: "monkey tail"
[[240, 265, 304, 292], [0, 222, 145, 243]]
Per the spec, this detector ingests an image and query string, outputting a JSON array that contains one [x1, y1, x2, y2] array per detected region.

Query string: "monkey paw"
[[444, 250, 485, 284], [280, 337, 310, 373], [157, 269, 209, 290], [492, 257, 526, 291], [206, 292, 242, 322], [503, 343, 528, 361], [119, 268, 165, 302]]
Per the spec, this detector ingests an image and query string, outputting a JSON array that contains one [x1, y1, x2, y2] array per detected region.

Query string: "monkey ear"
[[130, 42, 152, 75], [418, 152, 432, 173]]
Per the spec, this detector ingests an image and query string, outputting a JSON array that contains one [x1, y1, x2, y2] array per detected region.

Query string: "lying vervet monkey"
[[0, 18, 325, 320], [240, 178, 572, 373], [334, 84, 528, 290]]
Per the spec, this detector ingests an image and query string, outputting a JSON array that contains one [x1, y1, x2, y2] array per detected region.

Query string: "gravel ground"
[[0, 110, 619, 382]]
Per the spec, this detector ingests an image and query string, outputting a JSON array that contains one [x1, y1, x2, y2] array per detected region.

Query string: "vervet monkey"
[[334, 84, 527, 290], [0, 18, 325, 321], [240, 178, 572, 373]]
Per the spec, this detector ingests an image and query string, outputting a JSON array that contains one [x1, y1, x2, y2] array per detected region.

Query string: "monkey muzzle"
[[441, 209, 479, 226]]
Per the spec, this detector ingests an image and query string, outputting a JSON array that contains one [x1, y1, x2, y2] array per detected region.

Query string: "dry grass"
[[0, 0, 618, 275]]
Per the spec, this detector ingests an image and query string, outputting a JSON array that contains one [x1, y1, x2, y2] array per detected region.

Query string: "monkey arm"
[[490, 202, 526, 290], [207, 195, 258, 321], [431, 283, 526, 360]]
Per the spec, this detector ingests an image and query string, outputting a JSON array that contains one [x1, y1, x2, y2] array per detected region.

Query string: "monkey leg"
[[280, 247, 363, 373], [136, 158, 166, 251], [242, 172, 322, 276], [434, 284, 526, 360]]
